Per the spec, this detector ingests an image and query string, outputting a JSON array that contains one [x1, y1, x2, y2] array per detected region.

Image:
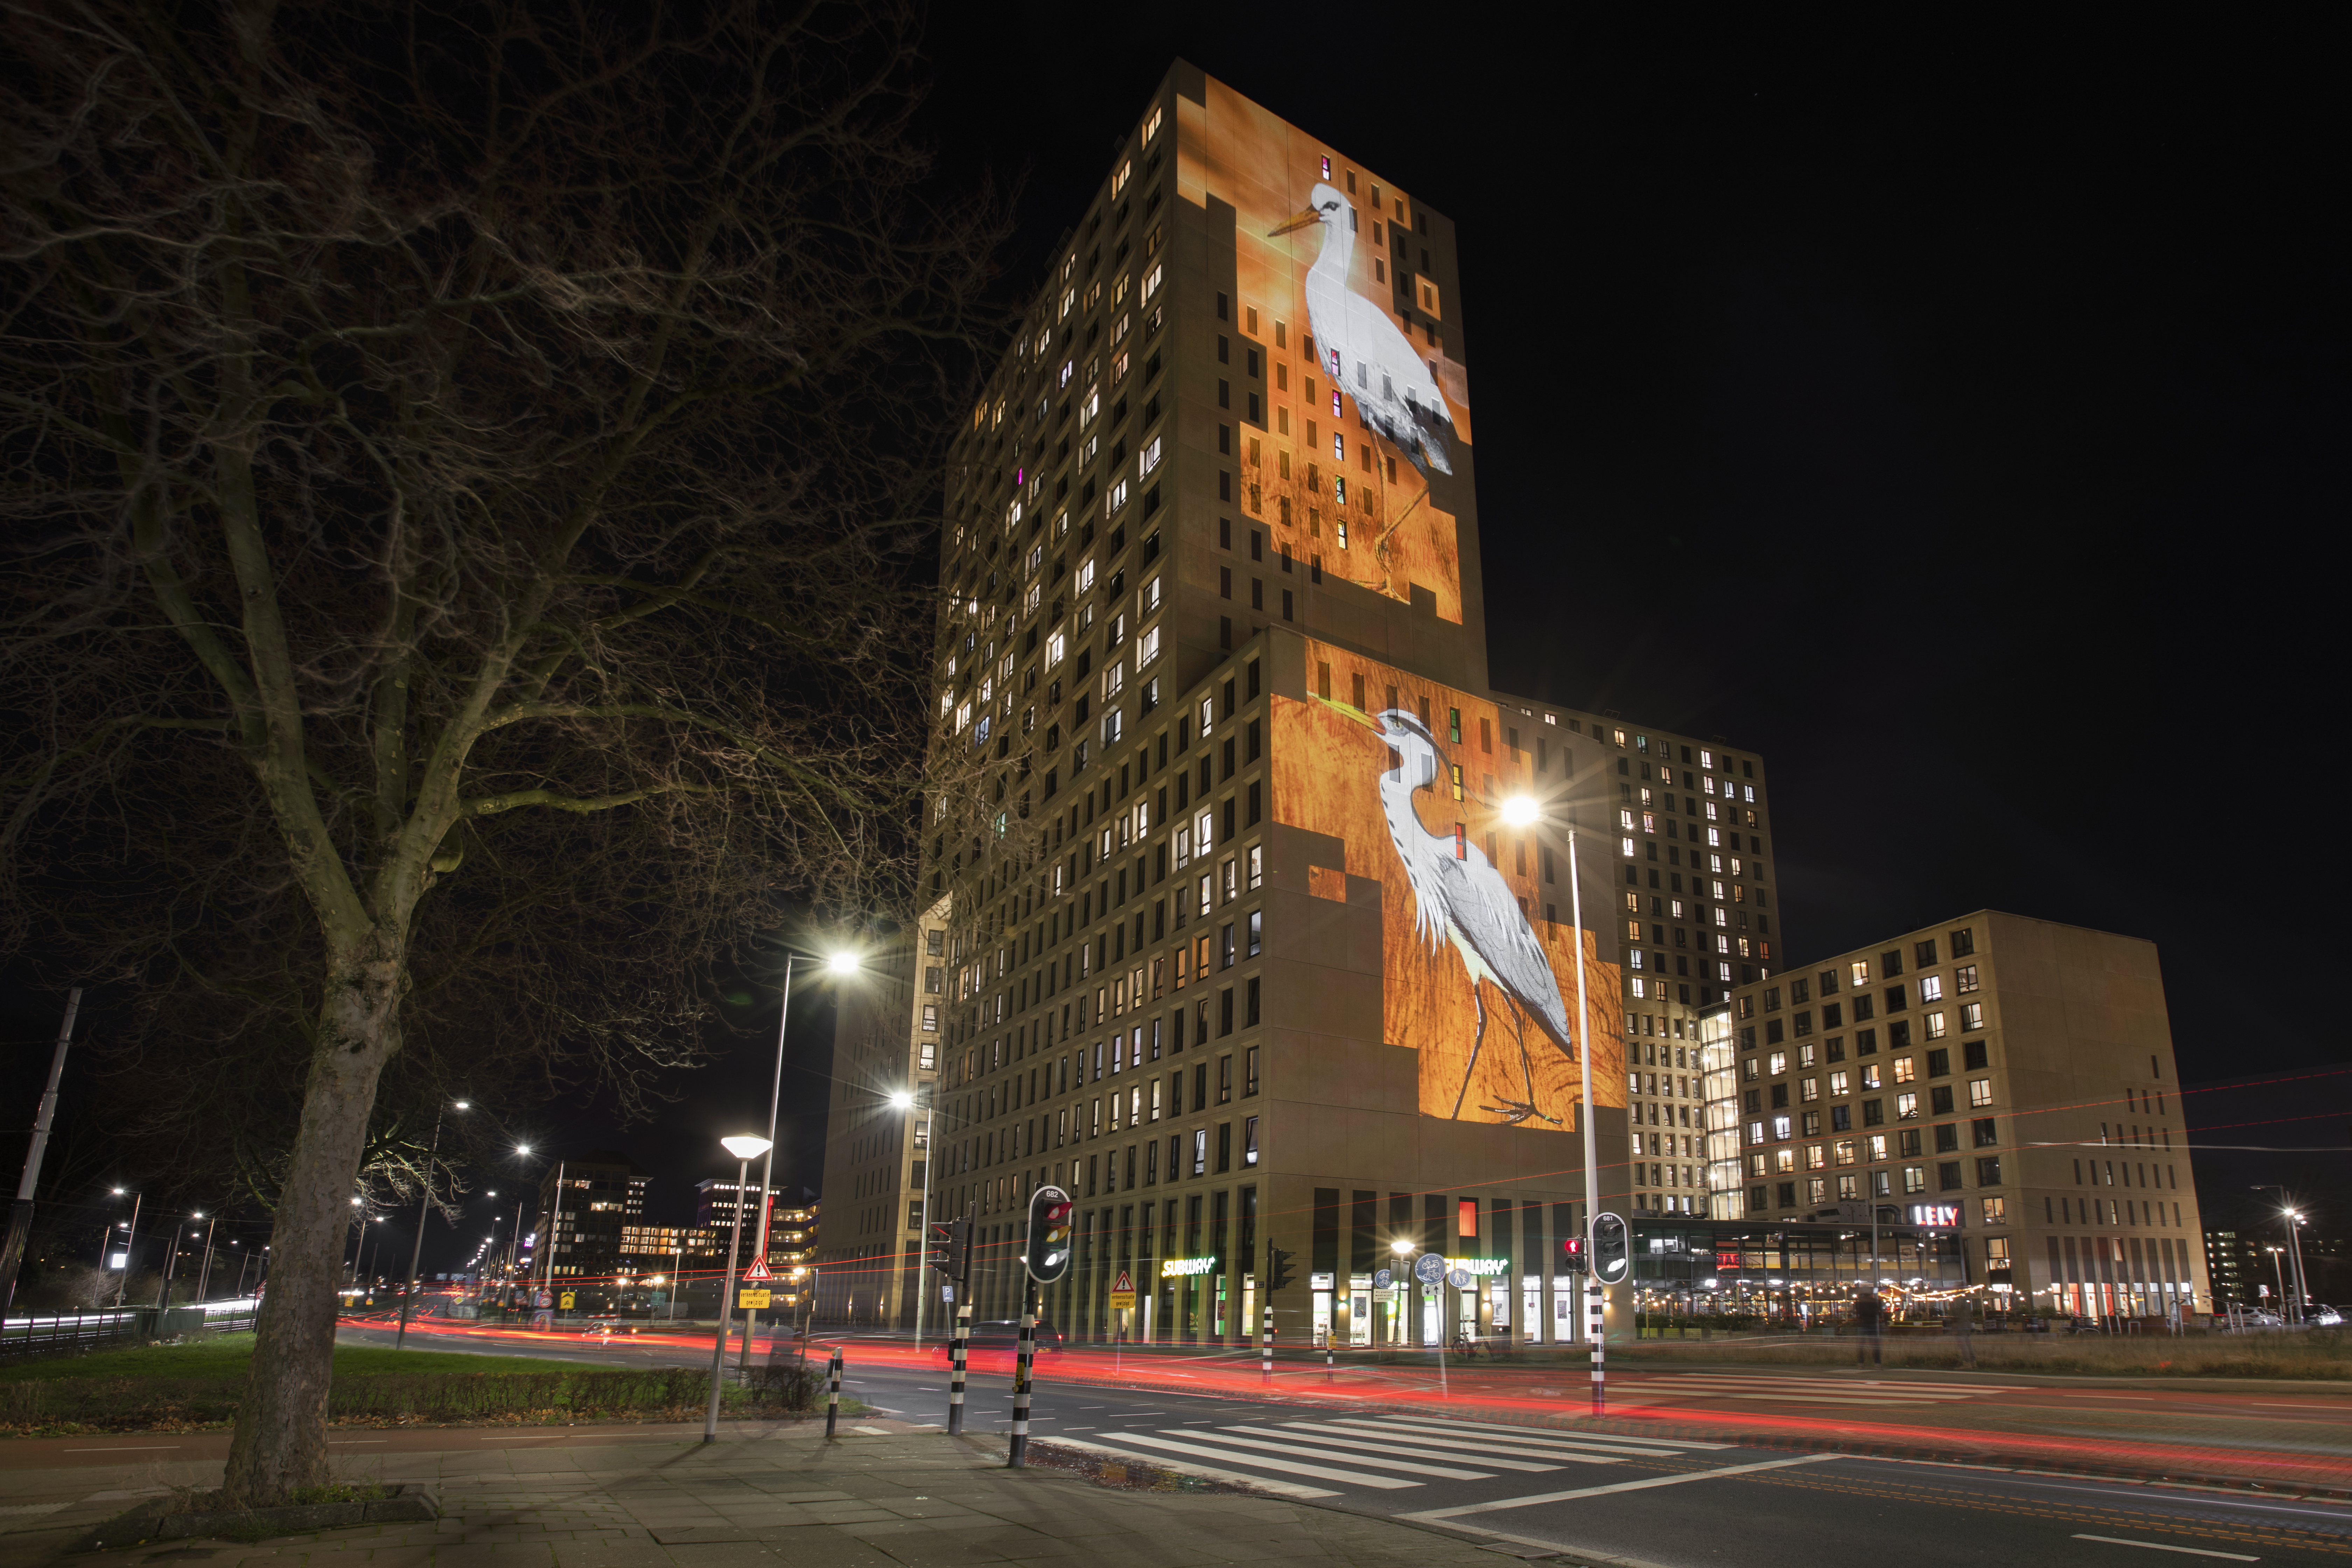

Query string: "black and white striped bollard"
[[1589, 1280, 1606, 1415], [947, 1304, 970, 1435], [825, 1346, 842, 1438], [1007, 1295, 1036, 1467]]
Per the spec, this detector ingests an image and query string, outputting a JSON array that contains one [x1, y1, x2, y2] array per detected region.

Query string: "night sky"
[[3, 10, 2343, 1273]]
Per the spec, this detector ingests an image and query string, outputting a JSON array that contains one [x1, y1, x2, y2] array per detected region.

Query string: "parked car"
[[2310, 1304, 2344, 1328], [933, 1318, 1065, 1354]]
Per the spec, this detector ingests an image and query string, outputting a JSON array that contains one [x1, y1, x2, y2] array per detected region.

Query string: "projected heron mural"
[[1274, 644, 1624, 1130]]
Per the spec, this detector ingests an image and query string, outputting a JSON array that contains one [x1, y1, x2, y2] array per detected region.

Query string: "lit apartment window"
[[1955, 964, 1980, 993], [1969, 1078, 1993, 1107]]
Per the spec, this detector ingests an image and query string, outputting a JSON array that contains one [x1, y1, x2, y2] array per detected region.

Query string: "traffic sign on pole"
[[741, 1257, 772, 1282], [1108, 1269, 1136, 1311]]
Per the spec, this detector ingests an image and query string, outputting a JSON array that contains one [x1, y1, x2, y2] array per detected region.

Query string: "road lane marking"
[[1400, 1452, 1841, 1518], [1251, 1425, 1564, 1472], [1303, 1421, 1627, 1465], [1040, 1434, 1338, 1498], [63, 1446, 180, 1452], [1167, 1429, 1494, 1480], [1105, 1432, 1421, 1489], [2071, 1535, 2259, 1561], [1347, 1415, 1729, 1452]]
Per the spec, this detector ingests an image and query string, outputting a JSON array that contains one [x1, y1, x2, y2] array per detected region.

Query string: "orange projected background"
[[1272, 646, 1624, 1131], [1177, 79, 1470, 625]]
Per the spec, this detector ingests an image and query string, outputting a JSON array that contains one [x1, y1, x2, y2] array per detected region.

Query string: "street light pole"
[[396, 1101, 468, 1349], [704, 1135, 772, 1443], [738, 952, 858, 1372], [111, 1190, 142, 1308], [2253, 1186, 2310, 1324]]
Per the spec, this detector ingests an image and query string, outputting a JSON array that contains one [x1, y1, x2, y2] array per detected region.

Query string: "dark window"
[[1776, 1181, 1798, 1209], [1888, 1020, 1912, 1050], [1829, 1105, 1850, 1132], [1934, 1123, 1959, 1153], [1862, 1099, 1884, 1127], [1925, 1048, 1951, 1078], [1929, 1085, 1955, 1116], [1973, 1118, 1998, 1148], [1765, 1018, 1784, 1045], [1852, 994, 1875, 1022], [1937, 1161, 1963, 1192], [1770, 1083, 1789, 1109], [1914, 939, 1939, 967], [1963, 1040, 1988, 1071], [1822, 1002, 1843, 1029], [1974, 1156, 2002, 1186], [1949, 927, 1975, 957], [1881, 949, 1904, 977]]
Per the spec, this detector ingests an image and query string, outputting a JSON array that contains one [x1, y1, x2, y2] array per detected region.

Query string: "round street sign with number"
[[1371, 1268, 1393, 1289], [1412, 1252, 1446, 1286], [1446, 1268, 1472, 1290]]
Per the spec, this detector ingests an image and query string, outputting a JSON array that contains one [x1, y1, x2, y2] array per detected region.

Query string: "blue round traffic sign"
[[1446, 1268, 1472, 1290], [1371, 1268, 1393, 1289], [1412, 1252, 1446, 1286]]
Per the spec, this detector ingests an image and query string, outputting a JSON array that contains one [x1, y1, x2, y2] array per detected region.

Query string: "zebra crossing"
[[1047, 1413, 1733, 1499], [1611, 1373, 2029, 1408]]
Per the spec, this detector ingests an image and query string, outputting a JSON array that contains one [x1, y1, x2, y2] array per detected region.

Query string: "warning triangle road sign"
[[741, 1258, 772, 1281], [1111, 1269, 1135, 1293]]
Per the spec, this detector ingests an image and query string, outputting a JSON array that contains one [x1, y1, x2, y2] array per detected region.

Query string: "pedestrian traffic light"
[[1025, 1184, 1074, 1284], [1591, 1211, 1629, 1285], [927, 1216, 968, 1280], [1560, 1235, 1587, 1273], [1268, 1246, 1297, 1292]]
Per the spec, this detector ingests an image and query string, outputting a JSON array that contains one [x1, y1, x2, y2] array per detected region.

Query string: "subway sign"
[[1444, 1256, 1510, 1276], [1160, 1256, 1217, 1277], [1907, 1204, 1961, 1228]]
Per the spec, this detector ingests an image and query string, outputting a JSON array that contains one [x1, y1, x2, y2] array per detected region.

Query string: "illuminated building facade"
[[1717, 912, 2207, 1321], [831, 62, 1787, 1345]]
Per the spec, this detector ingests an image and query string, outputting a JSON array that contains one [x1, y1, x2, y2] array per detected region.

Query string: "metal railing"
[[0, 1295, 262, 1365]]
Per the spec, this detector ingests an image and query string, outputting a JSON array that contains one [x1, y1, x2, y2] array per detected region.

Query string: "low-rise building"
[[1716, 911, 2204, 1322]]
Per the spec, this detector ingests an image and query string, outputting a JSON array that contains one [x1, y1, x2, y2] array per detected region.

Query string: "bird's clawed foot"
[[1477, 1098, 1561, 1127]]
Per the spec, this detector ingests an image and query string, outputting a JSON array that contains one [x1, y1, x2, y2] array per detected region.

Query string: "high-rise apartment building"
[[1715, 911, 2205, 1321], [527, 1152, 648, 1311], [820, 63, 1786, 1345]]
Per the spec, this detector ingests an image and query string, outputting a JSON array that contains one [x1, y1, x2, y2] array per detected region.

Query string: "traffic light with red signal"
[[1025, 1185, 1073, 1284], [1560, 1235, 1587, 1273]]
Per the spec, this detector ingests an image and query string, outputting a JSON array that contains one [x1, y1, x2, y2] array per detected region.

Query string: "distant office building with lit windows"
[[1714, 912, 2205, 1320]]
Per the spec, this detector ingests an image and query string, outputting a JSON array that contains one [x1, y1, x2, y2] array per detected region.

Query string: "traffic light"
[[926, 1216, 968, 1280], [1268, 1246, 1297, 1291], [1025, 1184, 1074, 1283], [1591, 1211, 1629, 1285], [1560, 1235, 1587, 1273]]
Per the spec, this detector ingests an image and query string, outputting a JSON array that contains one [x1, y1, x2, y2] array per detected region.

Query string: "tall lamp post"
[[736, 951, 859, 1373], [704, 1134, 772, 1443], [2253, 1186, 2310, 1324], [109, 1188, 142, 1308], [1500, 794, 1601, 1358], [395, 1099, 470, 1349]]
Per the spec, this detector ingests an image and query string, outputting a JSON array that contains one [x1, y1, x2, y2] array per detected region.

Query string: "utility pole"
[[0, 989, 80, 1332]]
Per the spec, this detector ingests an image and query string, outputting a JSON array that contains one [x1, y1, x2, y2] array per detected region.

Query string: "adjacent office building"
[[1715, 912, 2206, 1320], [822, 62, 1791, 1344]]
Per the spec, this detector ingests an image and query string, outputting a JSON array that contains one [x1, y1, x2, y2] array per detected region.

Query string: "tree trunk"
[[220, 931, 405, 1506]]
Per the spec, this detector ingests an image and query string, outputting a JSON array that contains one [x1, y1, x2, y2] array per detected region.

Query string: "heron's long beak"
[[1311, 694, 1383, 732], [1268, 206, 1321, 237]]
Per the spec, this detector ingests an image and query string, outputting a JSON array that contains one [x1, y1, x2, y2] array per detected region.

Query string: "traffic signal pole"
[[1567, 825, 1604, 1416], [1008, 1183, 1070, 1470]]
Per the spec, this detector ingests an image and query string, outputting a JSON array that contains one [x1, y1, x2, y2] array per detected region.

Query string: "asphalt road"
[[835, 1354, 2352, 1567]]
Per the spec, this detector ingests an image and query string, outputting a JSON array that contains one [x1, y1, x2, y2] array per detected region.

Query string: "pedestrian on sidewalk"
[[1948, 1290, 1977, 1368], [1853, 1287, 1885, 1365]]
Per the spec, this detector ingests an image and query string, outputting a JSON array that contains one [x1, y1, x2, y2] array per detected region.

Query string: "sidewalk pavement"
[[0, 1420, 1520, 1568]]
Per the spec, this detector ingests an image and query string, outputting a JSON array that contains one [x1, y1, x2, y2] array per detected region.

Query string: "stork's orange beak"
[[1268, 206, 1321, 237]]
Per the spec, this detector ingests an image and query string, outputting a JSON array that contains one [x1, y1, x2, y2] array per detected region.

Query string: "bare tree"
[[1, 0, 1003, 1503]]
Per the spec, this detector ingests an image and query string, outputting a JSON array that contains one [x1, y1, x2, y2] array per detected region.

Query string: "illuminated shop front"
[[1626, 1219, 1969, 1320]]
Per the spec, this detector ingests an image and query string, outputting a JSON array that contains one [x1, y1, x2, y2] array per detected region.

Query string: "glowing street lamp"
[[705, 1134, 773, 1443], [1501, 794, 1540, 828]]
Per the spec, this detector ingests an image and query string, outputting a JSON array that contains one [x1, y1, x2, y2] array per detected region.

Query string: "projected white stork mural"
[[1269, 183, 1457, 479], [1321, 699, 1574, 1125]]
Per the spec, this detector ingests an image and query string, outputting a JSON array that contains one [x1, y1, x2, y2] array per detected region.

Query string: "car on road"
[[2311, 1304, 2344, 1328]]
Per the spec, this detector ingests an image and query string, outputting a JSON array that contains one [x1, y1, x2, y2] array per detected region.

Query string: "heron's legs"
[[1449, 981, 1488, 1120], [1479, 1000, 1563, 1126]]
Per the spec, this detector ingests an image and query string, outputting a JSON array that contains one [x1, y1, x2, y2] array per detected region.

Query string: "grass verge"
[[0, 1335, 840, 1435]]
